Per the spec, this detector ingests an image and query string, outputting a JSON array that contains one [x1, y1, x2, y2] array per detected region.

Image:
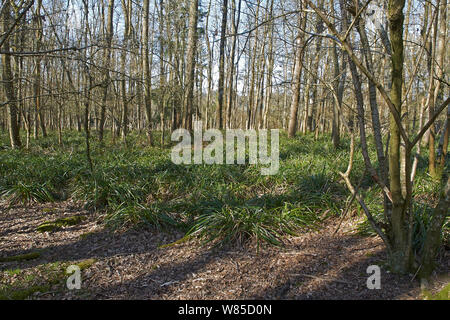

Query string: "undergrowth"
[[0, 130, 447, 248]]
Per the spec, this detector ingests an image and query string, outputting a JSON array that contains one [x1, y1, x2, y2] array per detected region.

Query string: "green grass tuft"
[[186, 202, 319, 247]]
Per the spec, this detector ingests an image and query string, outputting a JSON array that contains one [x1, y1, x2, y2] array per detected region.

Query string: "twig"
[[334, 172, 366, 235], [291, 273, 353, 285], [160, 280, 179, 287]]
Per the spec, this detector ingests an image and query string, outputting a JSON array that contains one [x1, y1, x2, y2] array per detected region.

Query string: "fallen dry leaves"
[[0, 201, 448, 300]]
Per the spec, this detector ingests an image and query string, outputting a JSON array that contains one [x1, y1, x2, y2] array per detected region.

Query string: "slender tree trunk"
[[1, 1, 21, 149], [204, 0, 214, 129], [184, 0, 199, 132], [158, 0, 165, 145], [434, 0, 447, 173], [427, 1, 439, 178], [143, 0, 153, 145], [226, 0, 241, 129], [330, 40, 341, 148], [438, 106, 449, 169], [34, 0, 47, 138], [288, 7, 307, 138], [263, 5, 274, 130], [216, 0, 228, 130], [121, 0, 131, 143], [82, 0, 93, 172], [99, 0, 114, 142]]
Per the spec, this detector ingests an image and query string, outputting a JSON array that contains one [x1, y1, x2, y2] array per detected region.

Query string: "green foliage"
[[186, 202, 319, 247], [105, 202, 179, 230], [0, 130, 444, 249], [5, 269, 22, 276], [0, 182, 54, 205]]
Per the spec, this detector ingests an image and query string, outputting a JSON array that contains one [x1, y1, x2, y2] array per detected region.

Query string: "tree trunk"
[[34, 0, 47, 139], [434, 0, 447, 173], [143, 0, 153, 145], [184, 0, 199, 132], [121, 0, 131, 143], [1, 1, 21, 149], [437, 106, 449, 169], [287, 8, 307, 138], [387, 0, 413, 273], [216, 0, 228, 130], [99, 0, 114, 142], [226, 0, 241, 129], [420, 176, 450, 279]]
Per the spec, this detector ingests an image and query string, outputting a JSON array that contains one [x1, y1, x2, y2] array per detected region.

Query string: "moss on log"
[[0, 251, 41, 263], [37, 216, 87, 233]]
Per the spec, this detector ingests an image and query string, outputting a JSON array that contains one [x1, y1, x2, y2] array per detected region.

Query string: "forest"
[[0, 0, 448, 301]]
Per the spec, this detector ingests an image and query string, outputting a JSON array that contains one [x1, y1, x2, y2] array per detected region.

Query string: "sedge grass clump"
[[186, 202, 319, 247], [0, 182, 55, 205], [0, 144, 83, 203], [105, 202, 180, 230], [70, 169, 147, 210]]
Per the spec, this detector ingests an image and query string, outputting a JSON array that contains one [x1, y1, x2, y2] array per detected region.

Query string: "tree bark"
[[184, 0, 199, 132], [287, 7, 307, 138], [99, 0, 114, 142], [143, 0, 153, 145], [1, 0, 21, 149], [387, 0, 414, 273], [420, 176, 450, 279], [216, 0, 228, 130]]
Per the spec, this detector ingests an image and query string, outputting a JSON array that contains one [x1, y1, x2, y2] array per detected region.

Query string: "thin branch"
[[305, 0, 411, 149]]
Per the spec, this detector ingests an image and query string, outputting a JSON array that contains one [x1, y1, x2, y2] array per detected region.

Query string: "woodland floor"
[[1, 200, 449, 300]]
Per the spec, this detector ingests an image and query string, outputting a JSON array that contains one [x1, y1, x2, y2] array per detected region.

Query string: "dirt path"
[[0, 201, 448, 300]]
